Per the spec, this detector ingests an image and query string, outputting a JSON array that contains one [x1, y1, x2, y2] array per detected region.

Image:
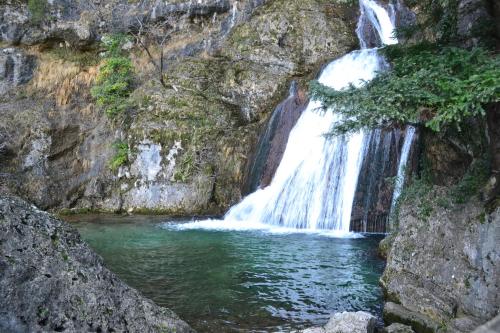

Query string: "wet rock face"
[[0, 195, 194, 333], [0, 48, 36, 94], [243, 84, 308, 193], [349, 126, 419, 233], [381, 193, 500, 333]]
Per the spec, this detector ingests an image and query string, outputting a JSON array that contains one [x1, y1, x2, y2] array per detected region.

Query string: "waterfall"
[[230, 1, 238, 28], [244, 82, 299, 194], [389, 126, 416, 214], [222, 0, 397, 232], [176, 0, 409, 235]]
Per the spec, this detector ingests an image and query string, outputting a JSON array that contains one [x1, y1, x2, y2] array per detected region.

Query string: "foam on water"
[[162, 219, 364, 238], [168, 0, 400, 236]]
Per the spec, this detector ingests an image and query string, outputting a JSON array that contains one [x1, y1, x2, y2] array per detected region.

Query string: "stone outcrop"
[[382, 323, 415, 333], [400, 0, 499, 47], [471, 314, 500, 333], [0, 195, 194, 333], [0, 0, 236, 47], [0, 47, 36, 95], [294, 311, 377, 333], [381, 193, 500, 332], [0, 0, 358, 215]]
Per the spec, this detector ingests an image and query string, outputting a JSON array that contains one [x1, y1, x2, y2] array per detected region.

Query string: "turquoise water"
[[69, 215, 385, 332]]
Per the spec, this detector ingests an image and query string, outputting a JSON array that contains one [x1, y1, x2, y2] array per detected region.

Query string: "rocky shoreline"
[[0, 195, 194, 333]]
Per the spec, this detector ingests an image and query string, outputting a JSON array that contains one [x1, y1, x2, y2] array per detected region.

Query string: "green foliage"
[[450, 158, 490, 203], [91, 34, 134, 117], [400, 175, 435, 221], [28, 0, 47, 24], [310, 45, 500, 134], [109, 141, 129, 171]]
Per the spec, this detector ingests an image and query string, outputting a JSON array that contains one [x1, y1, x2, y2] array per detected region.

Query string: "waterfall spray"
[[178, 0, 413, 235]]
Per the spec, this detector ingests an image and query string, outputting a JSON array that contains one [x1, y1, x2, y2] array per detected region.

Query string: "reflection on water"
[[68, 215, 385, 332]]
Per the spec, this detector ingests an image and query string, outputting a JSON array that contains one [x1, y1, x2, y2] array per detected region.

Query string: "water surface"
[[69, 215, 385, 332]]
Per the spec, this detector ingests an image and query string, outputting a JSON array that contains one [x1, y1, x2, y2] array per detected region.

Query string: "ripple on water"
[[71, 216, 385, 332]]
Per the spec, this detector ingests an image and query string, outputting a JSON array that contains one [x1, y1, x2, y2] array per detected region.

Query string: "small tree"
[[131, 17, 178, 89]]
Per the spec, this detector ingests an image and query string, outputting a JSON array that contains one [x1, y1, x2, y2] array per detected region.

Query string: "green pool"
[[69, 215, 385, 332]]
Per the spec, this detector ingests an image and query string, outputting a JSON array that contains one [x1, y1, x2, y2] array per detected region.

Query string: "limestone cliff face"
[[0, 0, 358, 214], [382, 195, 499, 333], [378, 1, 500, 331], [380, 117, 500, 333]]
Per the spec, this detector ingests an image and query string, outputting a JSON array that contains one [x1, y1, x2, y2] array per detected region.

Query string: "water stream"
[[390, 126, 416, 213], [69, 2, 410, 331], [186, 0, 400, 233]]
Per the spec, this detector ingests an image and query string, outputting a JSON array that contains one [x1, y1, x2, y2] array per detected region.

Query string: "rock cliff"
[[0, 0, 358, 215], [0, 195, 194, 333]]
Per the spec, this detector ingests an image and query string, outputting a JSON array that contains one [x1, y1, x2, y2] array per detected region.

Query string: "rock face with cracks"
[[0, 0, 358, 215], [381, 194, 500, 333], [0, 195, 194, 333]]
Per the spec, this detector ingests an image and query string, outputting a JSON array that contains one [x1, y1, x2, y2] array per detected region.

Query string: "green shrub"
[[450, 158, 490, 203], [28, 0, 47, 24], [310, 45, 500, 134], [109, 141, 129, 171], [91, 34, 134, 117]]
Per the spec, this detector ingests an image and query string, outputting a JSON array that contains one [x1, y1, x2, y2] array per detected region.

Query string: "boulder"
[[382, 323, 415, 333], [471, 314, 500, 333], [0, 195, 194, 333], [294, 311, 377, 333]]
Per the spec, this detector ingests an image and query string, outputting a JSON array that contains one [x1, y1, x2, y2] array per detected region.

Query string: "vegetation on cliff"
[[311, 0, 499, 216], [109, 141, 129, 171], [310, 0, 499, 134], [91, 35, 134, 117], [28, 0, 47, 25], [310, 45, 499, 134]]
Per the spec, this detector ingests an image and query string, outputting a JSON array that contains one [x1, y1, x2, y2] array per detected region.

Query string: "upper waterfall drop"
[[222, 0, 398, 232], [175, 0, 403, 234]]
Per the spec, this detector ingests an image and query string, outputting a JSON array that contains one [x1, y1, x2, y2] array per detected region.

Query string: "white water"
[[390, 126, 416, 212], [175, 0, 400, 235]]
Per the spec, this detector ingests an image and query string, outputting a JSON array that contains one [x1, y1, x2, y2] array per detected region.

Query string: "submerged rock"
[[294, 311, 377, 333], [0, 195, 194, 333]]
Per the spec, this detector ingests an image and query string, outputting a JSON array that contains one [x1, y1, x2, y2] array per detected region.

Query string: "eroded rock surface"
[[0, 0, 358, 215], [381, 194, 500, 333], [0, 195, 194, 333]]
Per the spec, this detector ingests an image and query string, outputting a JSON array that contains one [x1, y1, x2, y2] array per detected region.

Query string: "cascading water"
[[178, 0, 405, 234], [244, 82, 301, 194], [223, 0, 397, 232], [389, 126, 416, 213]]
